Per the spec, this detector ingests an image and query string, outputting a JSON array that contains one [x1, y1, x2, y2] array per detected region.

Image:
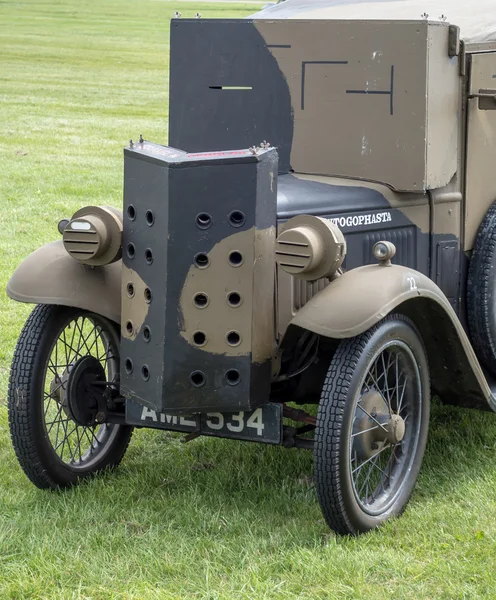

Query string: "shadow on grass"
[[104, 398, 496, 513], [19, 396, 496, 547]]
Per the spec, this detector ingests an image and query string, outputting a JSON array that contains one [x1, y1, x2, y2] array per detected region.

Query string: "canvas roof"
[[251, 0, 496, 42]]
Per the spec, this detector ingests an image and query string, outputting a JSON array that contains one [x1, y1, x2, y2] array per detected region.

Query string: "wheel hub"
[[353, 390, 405, 460], [65, 356, 107, 426]]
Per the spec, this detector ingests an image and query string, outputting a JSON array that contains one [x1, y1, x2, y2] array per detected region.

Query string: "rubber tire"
[[8, 304, 133, 490], [467, 200, 496, 374], [314, 315, 430, 536]]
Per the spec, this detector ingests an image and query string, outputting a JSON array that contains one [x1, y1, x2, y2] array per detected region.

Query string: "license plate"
[[125, 400, 283, 445]]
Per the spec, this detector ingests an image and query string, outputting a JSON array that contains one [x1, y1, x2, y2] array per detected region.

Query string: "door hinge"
[[459, 40, 466, 77], [449, 25, 460, 58]]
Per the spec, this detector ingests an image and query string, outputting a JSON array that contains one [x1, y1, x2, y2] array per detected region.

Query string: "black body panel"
[[277, 174, 430, 275], [169, 20, 293, 174]]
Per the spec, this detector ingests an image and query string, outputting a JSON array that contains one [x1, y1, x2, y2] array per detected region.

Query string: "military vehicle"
[[6, 0, 496, 535]]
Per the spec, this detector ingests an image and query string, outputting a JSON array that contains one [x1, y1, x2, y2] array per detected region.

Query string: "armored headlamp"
[[275, 215, 346, 281], [61, 206, 123, 266]]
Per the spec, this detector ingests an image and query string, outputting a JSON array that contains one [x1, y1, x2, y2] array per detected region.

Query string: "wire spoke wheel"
[[8, 305, 133, 489], [43, 314, 119, 468], [350, 341, 422, 516], [314, 315, 430, 535]]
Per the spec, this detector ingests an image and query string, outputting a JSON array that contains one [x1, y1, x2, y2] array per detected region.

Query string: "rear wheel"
[[467, 199, 496, 374], [314, 315, 430, 535], [8, 304, 133, 489]]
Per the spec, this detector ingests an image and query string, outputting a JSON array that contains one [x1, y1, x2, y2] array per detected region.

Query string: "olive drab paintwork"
[[6, 241, 122, 324], [254, 20, 459, 192], [7, 1, 496, 416], [290, 264, 496, 411], [465, 52, 496, 250]]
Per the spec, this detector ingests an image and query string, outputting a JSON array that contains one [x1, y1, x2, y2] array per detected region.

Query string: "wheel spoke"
[[397, 378, 408, 414], [74, 318, 88, 356], [44, 395, 53, 417], [380, 352, 392, 414], [47, 408, 66, 435], [357, 453, 379, 499], [356, 404, 388, 431], [61, 329, 70, 369], [75, 426, 83, 462], [351, 424, 381, 438], [85, 327, 102, 358], [67, 321, 78, 364], [352, 443, 390, 475]]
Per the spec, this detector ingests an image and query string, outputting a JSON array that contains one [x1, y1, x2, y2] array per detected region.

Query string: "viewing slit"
[[209, 86, 253, 90]]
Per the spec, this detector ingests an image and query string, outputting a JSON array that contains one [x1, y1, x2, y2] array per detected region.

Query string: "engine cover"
[[120, 141, 278, 414]]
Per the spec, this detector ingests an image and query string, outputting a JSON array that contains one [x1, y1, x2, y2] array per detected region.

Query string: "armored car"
[[7, 0, 496, 535]]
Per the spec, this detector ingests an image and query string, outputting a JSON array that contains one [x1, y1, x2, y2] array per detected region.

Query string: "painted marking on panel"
[[346, 65, 395, 116], [301, 60, 348, 110]]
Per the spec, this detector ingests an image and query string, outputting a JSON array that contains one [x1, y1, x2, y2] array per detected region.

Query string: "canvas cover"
[[252, 0, 496, 43]]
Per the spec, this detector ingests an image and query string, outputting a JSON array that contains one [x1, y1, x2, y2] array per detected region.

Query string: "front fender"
[[290, 264, 496, 412], [291, 264, 448, 339], [7, 241, 121, 324]]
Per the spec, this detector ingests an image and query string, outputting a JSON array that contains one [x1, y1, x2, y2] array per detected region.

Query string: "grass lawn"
[[1, 0, 496, 598]]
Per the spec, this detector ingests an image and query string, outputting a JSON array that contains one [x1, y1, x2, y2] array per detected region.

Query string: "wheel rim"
[[349, 340, 422, 516], [42, 313, 121, 471]]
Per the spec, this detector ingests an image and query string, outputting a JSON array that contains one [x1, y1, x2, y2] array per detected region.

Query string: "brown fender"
[[6, 241, 121, 324], [289, 264, 496, 412]]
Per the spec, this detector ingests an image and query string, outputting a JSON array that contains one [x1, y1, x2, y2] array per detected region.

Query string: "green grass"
[[1, 0, 496, 598]]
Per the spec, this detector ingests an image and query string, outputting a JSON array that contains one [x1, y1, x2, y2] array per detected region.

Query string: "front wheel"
[[8, 304, 133, 489], [314, 315, 430, 535]]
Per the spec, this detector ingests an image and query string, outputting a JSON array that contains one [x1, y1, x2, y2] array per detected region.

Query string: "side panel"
[[464, 51, 496, 250], [170, 19, 459, 192], [426, 25, 461, 189]]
